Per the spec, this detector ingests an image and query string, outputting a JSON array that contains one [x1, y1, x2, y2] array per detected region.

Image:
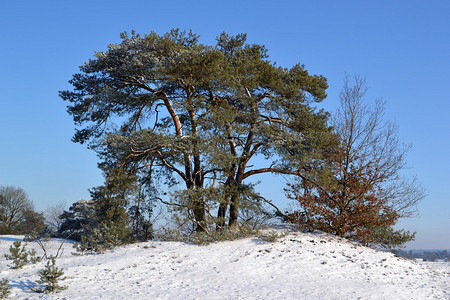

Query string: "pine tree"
[[61, 29, 331, 233], [31, 256, 67, 294]]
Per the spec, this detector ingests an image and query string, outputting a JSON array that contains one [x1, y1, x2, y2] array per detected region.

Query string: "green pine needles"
[[4, 241, 40, 269], [72, 221, 127, 255], [4, 242, 68, 295], [60, 29, 331, 235], [31, 256, 67, 294], [0, 279, 11, 299]]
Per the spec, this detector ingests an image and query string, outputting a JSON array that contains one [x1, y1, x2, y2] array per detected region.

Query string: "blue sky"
[[0, 0, 448, 249]]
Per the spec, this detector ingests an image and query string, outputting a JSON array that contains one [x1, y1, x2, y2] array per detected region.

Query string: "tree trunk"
[[216, 202, 227, 230], [192, 170, 206, 232], [228, 166, 245, 227], [216, 175, 235, 230], [228, 192, 239, 227], [193, 200, 206, 232]]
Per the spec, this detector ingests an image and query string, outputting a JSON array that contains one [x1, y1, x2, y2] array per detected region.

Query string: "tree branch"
[[155, 150, 189, 182]]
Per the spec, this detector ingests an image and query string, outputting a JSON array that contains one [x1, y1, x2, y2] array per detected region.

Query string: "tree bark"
[[192, 174, 206, 232], [228, 193, 239, 227], [228, 162, 246, 227]]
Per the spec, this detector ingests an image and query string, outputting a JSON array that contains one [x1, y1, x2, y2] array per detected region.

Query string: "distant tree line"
[[0, 184, 152, 251], [394, 249, 450, 262]]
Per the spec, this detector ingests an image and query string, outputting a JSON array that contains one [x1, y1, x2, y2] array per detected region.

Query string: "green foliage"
[[72, 222, 128, 255], [155, 228, 184, 243], [158, 226, 256, 245], [62, 170, 153, 253], [190, 227, 257, 245], [128, 204, 154, 241], [58, 199, 95, 241], [71, 236, 90, 256], [168, 182, 271, 234], [31, 256, 67, 294], [167, 185, 228, 234], [61, 28, 331, 232], [15, 209, 46, 235], [369, 226, 416, 249], [65, 170, 145, 252], [4, 241, 40, 269], [90, 170, 133, 229], [0, 279, 11, 299], [257, 231, 287, 243]]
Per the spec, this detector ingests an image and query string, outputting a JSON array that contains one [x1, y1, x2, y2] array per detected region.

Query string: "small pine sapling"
[[31, 256, 67, 294], [0, 279, 11, 299], [72, 235, 91, 256], [4, 241, 40, 269]]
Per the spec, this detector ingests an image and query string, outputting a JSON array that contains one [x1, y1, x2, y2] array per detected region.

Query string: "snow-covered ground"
[[1, 226, 448, 299]]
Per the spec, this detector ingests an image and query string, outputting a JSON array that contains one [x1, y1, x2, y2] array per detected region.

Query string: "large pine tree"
[[61, 29, 331, 233]]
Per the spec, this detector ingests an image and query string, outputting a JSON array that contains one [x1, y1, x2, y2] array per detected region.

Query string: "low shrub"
[[258, 231, 287, 243], [158, 226, 257, 245]]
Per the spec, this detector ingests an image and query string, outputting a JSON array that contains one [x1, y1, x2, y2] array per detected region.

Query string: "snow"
[[1, 226, 448, 299]]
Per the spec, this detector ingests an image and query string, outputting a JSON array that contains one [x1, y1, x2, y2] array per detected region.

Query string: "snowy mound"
[[1, 227, 448, 299]]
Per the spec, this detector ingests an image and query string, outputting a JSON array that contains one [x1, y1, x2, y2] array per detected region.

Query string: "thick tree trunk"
[[193, 200, 206, 232], [216, 176, 235, 230], [191, 169, 206, 232], [228, 166, 245, 227], [228, 193, 239, 227]]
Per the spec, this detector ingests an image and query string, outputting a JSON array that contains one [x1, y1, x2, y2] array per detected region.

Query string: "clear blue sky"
[[1, 0, 448, 249]]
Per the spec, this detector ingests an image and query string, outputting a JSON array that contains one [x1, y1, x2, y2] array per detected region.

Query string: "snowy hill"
[[1, 227, 448, 299]]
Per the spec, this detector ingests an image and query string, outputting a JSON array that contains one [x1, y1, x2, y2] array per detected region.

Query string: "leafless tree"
[[44, 202, 67, 232], [332, 75, 424, 218], [0, 185, 34, 232], [288, 75, 425, 246]]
